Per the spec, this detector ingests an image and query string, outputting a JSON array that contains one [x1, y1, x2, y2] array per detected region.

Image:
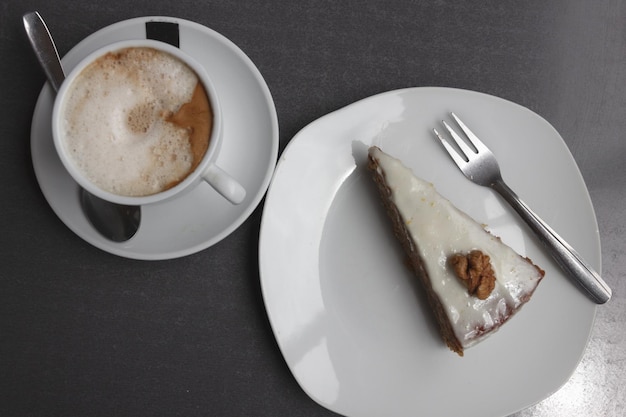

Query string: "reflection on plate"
[[30, 17, 278, 260], [259, 87, 599, 417]]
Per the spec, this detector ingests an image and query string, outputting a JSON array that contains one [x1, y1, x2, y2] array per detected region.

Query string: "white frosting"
[[61, 47, 199, 196], [369, 147, 542, 348]]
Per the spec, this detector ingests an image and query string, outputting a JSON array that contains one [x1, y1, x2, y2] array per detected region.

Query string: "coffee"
[[60, 47, 212, 197]]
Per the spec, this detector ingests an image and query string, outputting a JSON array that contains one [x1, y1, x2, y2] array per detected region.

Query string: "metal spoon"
[[23, 11, 141, 242]]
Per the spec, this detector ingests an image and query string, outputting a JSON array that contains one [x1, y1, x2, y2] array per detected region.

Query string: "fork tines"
[[433, 112, 492, 167]]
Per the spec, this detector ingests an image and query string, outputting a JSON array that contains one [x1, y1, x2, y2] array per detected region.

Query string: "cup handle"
[[202, 163, 246, 204]]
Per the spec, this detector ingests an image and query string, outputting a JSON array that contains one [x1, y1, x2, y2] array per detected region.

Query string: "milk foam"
[[62, 47, 206, 196]]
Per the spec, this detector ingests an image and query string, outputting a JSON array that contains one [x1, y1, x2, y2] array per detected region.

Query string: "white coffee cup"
[[52, 39, 246, 206]]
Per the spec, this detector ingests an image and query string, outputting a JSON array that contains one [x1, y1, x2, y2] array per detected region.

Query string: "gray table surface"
[[2, 1, 624, 416]]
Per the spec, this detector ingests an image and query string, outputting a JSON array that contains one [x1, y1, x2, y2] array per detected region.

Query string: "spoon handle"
[[23, 11, 65, 92]]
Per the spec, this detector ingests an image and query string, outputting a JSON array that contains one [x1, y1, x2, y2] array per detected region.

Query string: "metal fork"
[[433, 113, 611, 304]]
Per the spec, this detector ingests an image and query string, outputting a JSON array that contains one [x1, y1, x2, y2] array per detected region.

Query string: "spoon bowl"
[[79, 189, 140, 242]]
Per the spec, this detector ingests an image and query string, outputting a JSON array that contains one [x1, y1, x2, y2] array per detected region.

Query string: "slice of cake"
[[367, 146, 544, 356]]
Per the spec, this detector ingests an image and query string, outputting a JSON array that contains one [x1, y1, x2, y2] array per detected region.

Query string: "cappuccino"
[[60, 47, 212, 197]]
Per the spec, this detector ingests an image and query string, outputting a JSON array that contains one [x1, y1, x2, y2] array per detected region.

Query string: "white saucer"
[[259, 87, 599, 416], [30, 17, 278, 260]]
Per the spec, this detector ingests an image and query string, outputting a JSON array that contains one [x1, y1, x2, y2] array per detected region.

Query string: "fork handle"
[[491, 179, 611, 304]]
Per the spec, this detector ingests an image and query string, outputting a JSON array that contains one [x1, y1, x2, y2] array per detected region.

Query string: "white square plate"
[[259, 87, 598, 417]]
